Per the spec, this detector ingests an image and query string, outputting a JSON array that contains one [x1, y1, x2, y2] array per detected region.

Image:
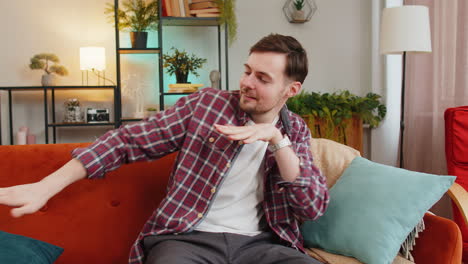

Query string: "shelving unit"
[[0, 85, 118, 145], [0, 2, 230, 145], [113, 0, 229, 123]]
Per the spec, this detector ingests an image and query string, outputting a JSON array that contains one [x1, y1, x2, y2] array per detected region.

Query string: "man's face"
[[239, 52, 296, 123]]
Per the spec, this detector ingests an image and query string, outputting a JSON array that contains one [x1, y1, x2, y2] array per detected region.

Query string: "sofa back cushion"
[[309, 138, 361, 188], [0, 143, 177, 264]]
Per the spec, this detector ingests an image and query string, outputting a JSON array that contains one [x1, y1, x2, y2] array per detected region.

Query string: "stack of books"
[[163, 0, 220, 18], [168, 83, 204, 93], [189, 0, 220, 18]]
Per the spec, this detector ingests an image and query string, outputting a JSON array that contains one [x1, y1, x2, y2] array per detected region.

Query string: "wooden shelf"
[[47, 122, 116, 127], [121, 118, 143, 122], [161, 17, 220, 26], [0, 85, 116, 90], [163, 92, 195, 95], [118, 48, 161, 54]]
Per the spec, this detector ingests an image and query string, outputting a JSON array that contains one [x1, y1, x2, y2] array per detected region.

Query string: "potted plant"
[[29, 53, 68, 86], [214, 0, 237, 46], [292, 0, 305, 21], [162, 47, 207, 84], [105, 0, 158, 48], [287, 90, 387, 152]]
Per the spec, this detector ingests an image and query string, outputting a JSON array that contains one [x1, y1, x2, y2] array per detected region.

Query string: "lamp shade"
[[80, 47, 106, 71], [380, 5, 432, 54]]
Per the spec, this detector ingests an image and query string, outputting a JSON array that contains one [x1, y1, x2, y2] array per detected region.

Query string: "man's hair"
[[249, 33, 308, 84]]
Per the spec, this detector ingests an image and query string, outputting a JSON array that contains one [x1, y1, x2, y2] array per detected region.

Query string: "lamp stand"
[[399, 51, 407, 168]]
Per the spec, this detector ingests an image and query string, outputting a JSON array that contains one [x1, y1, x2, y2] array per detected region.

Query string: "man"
[[0, 34, 329, 264]]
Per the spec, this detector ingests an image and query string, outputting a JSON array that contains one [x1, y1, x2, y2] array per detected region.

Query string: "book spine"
[[164, 0, 173, 16]]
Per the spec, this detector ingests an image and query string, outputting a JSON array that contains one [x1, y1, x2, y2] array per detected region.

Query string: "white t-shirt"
[[195, 119, 276, 236]]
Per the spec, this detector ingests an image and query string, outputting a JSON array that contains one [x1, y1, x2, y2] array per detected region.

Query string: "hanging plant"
[[214, 0, 237, 46]]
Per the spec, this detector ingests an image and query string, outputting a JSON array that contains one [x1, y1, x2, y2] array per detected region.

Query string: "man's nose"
[[241, 73, 256, 88]]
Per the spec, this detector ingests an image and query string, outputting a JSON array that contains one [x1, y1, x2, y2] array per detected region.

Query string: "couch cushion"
[[306, 248, 414, 264], [450, 108, 468, 164], [309, 138, 360, 188], [0, 231, 63, 264], [301, 157, 455, 264]]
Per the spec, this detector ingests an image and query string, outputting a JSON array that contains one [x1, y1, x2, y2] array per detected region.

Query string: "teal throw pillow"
[[0, 231, 63, 264], [301, 157, 455, 264]]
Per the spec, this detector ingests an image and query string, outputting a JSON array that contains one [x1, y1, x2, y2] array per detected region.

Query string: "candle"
[[27, 134, 36, 144], [19, 126, 29, 134], [16, 131, 27, 145]]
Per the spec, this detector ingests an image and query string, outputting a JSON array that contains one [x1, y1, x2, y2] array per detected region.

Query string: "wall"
[[0, 0, 376, 152]]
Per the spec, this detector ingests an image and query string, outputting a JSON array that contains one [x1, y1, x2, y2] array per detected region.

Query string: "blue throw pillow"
[[301, 157, 456, 264], [0, 231, 63, 264]]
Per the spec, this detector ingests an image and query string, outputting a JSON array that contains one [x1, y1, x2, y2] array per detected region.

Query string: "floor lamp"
[[380, 5, 432, 168]]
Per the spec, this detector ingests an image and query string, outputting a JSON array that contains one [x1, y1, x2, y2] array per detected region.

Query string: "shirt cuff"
[[71, 147, 106, 179]]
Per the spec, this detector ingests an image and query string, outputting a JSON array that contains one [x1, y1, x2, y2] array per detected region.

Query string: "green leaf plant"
[[293, 0, 305, 11], [29, 53, 68, 76], [104, 0, 159, 32], [214, 0, 237, 46], [162, 47, 207, 78], [287, 90, 387, 144]]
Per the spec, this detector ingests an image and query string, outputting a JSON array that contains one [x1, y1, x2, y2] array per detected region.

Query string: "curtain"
[[404, 0, 468, 175]]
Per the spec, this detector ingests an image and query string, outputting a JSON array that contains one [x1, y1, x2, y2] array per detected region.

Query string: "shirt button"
[[209, 137, 215, 143], [211, 187, 216, 194], [226, 162, 231, 168], [238, 141, 243, 145], [278, 187, 285, 192], [197, 213, 203, 218]]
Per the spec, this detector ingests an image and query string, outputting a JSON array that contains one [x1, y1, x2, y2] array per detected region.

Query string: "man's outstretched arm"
[[0, 158, 86, 218]]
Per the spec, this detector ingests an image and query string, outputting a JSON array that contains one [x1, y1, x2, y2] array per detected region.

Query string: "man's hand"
[[214, 123, 283, 144], [0, 158, 87, 218], [0, 182, 50, 218]]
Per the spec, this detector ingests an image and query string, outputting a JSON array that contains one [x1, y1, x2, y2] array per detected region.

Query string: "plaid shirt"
[[72, 88, 329, 264]]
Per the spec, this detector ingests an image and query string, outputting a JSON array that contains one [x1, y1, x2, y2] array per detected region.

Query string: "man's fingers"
[[215, 124, 251, 135], [10, 203, 40, 218]]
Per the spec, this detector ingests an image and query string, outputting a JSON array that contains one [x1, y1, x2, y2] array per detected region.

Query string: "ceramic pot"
[[292, 10, 305, 21], [41, 74, 56, 86], [175, 71, 189, 83], [130, 32, 148, 49]]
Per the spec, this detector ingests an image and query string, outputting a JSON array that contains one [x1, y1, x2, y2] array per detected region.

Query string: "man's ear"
[[287, 81, 302, 98]]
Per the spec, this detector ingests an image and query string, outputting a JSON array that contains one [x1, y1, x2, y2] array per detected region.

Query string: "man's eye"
[[244, 71, 251, 75]]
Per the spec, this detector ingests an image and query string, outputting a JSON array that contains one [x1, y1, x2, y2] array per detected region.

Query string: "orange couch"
[[0, 143, 462, 263]]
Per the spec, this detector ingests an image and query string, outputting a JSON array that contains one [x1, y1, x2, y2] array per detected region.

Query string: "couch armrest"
[[447, 182, 468, 225], [412, 213, 462, 264]]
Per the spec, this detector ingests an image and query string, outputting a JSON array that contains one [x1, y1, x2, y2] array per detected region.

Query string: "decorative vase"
[[292, 10, 305, 21], [64, 106, 83, 122], [175, 71, 189, 83], [130, 32, 148, 49], [41, 74, 56, 86], [64, 98, 83, 122]]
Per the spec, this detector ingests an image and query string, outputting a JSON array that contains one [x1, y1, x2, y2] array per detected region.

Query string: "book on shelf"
[[190, 0, 211, 3], [189, 1, 218, 10], [195, 12, 220, 17], [168, 87, 198, 93], [168, 83, 204, 88], [183, 0, 191, 17], [164, 0, 173, 16], [171, 0, 181, 17], [189, 7, 220, 15], [178, 0, 186, 16]]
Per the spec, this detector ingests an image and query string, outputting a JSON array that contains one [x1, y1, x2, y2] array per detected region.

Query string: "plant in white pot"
[[105, 0, 158, 49], [29, 53, 68, 86], [292, 0, 305, 21]]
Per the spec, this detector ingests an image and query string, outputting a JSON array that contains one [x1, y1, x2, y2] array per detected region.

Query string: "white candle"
[[16, 131, 27, 145]]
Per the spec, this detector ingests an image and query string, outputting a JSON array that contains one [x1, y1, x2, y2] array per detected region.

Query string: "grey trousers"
[[143, 231, 323, 264]]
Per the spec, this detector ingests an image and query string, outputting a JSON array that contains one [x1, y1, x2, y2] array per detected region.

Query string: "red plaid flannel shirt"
[[72, 88, 329, 264]]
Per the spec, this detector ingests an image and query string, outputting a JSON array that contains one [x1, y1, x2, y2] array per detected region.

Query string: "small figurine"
[[209, 70, 221, 89]]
